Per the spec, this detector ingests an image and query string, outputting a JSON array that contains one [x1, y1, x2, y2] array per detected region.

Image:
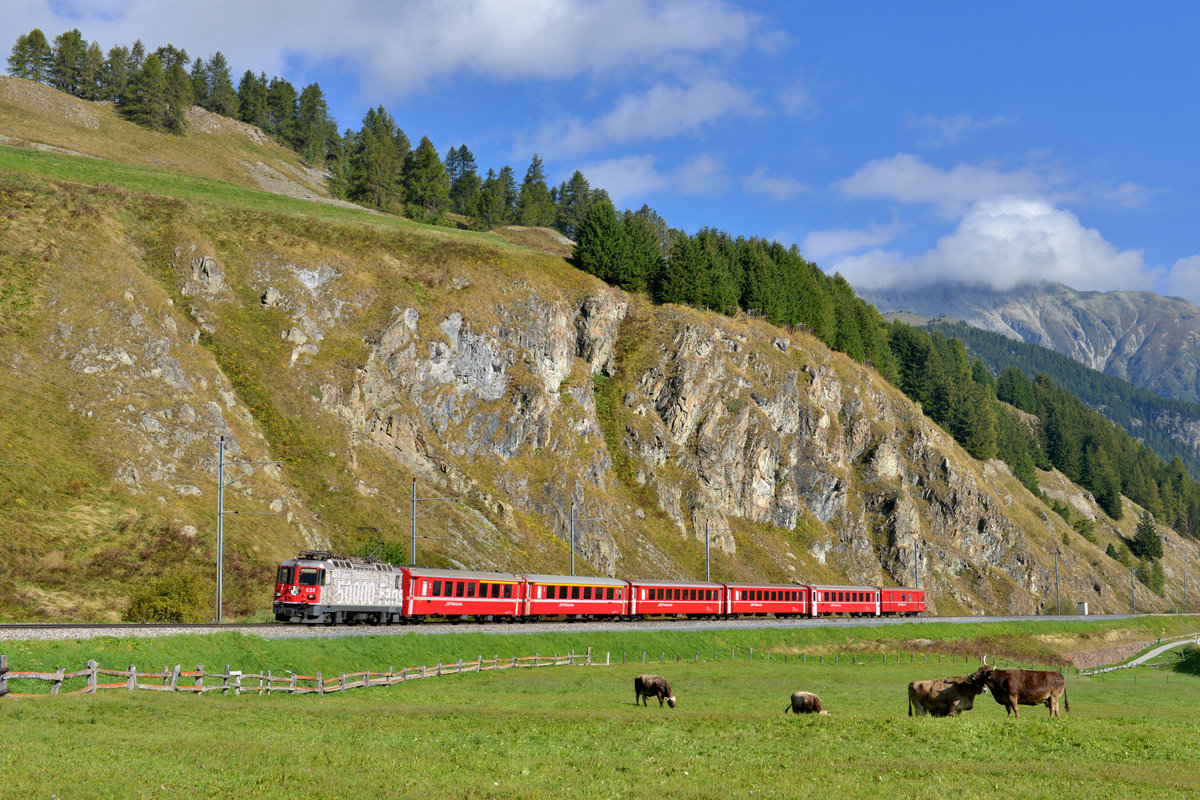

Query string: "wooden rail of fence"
[[0, 649, 595, 698]]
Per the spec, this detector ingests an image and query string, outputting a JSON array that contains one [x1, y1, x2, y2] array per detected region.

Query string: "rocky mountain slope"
[[2, 80, 1198, 621], [862, 281, 1200, 404]]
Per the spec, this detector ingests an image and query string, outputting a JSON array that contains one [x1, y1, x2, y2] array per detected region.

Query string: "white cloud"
[[834, 194, 1156, 293], [579, 153, 727, 207], [835, 154, 1046, 218], [912, 112, 1011, 146], [3, 0, 761, 93], [743, 168, 808, 201], [777, 79, 810, 115], [528, 78, 758, 158], [802, 219, 903, 262], [1165, 256, 1200, 303]]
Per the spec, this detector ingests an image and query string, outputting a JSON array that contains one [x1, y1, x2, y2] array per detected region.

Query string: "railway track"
[[0, 614, 1135, 642]]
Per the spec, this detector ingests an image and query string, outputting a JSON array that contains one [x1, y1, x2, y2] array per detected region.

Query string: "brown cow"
[[969, 665, 1068, 718], [784, 691, 828, 715], [907, 674, 988, 717], [634, 674, 676, 708]]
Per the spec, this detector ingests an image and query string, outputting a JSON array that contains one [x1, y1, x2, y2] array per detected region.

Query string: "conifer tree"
[[447, 145, 481, 216], [266, 76, 297, 141], [121, 52, 167, 130], [1131, 510, 1163, 560], [475, 169, 509, 229], [8, 29, 53, 82], [164, 61, 193, 134], [100, 45, 132, 102], [50, 28, 86, 95], [517, 155, 555, 227], [189, 57, 209, 108], [620, 206, 667, 292], [293, 83, 335, 164], [573, 197, 627, 283], [204, 52, 238, 117], [402, 135, 450, 221], [346, 105, 407, 212], [555, 171, 592, 238], [237, 71, 269, 130]]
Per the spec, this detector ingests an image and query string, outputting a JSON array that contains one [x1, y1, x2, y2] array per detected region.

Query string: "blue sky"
[[6, 1, 1200, 302]]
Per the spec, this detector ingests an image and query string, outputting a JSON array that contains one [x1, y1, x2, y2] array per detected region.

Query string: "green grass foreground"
[[2, 623, 1200, 799]]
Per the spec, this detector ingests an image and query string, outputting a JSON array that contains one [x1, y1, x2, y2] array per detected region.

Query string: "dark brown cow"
[[634, 674, 676, 708], [784, 691, 828, 715], [907, 674, 988, 717], [969, 665, 1068, 718]]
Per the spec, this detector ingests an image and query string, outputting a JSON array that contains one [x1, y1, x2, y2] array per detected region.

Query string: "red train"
[[273, 551, 925, 624]]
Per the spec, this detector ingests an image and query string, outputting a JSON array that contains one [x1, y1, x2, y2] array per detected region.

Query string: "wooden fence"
[[0, 649, 596, 698]]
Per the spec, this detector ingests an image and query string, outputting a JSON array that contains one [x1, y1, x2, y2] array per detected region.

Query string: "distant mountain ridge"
[[861, 281, 1200, 403]]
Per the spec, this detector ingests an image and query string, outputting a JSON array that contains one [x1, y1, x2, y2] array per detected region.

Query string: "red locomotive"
[[274, 551, 926, 624]]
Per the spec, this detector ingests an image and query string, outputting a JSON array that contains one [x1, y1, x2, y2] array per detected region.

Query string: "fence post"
[[170, 665, 181, 690], [587, 647, 593, 665], [222, 665, 231, 696], [0, 655, 6, 698], [195, 665, 204, 693], [750, 648, 754, 661], [642, 651, 647, 664], [289, 672, 298, 692], [51, 667, 65, 696], [234, 671, 243, 696], [266, 669, 273, 694], [87, 660, 98, 693], [128, 665, 137, 691]]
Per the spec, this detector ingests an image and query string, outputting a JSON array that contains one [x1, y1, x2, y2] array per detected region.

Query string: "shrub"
[[124, 571, 209, 623]]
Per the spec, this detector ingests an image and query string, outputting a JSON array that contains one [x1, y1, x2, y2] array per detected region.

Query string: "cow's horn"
[[981, 654, 987, 666]]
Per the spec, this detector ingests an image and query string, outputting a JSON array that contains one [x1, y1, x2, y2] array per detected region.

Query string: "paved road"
[[1083, 634, 1200, 674]]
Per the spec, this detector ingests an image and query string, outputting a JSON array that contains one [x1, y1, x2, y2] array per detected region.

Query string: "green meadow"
[[2, 622, 1199, 798]]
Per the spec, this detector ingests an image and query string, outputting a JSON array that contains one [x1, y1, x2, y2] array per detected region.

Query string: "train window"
[[491, 583, 501, 599], [467, 582, 476, 598], [584, 587, 592, 600], [607, 587, 614, 600], [456, 581, 465, 597], [504, 584, 513, 599], [298, 568, 321, 586], [277, 567, 294, 585], [572, 586, 580, 599], [547, 585, 556, 599]]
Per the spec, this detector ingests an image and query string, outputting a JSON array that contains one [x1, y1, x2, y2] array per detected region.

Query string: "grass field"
[[2, 623, 1199, 799]]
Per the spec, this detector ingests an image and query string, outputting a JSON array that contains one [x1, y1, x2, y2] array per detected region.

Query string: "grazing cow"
[[634, 674, 676, 709], [907, 674, 988, 717], [969, 665, 1068, 718], [785, 691, 828, 715]]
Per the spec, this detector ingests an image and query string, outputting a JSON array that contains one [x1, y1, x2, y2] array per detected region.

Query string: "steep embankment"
[[2, 81, 1197, 622]]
